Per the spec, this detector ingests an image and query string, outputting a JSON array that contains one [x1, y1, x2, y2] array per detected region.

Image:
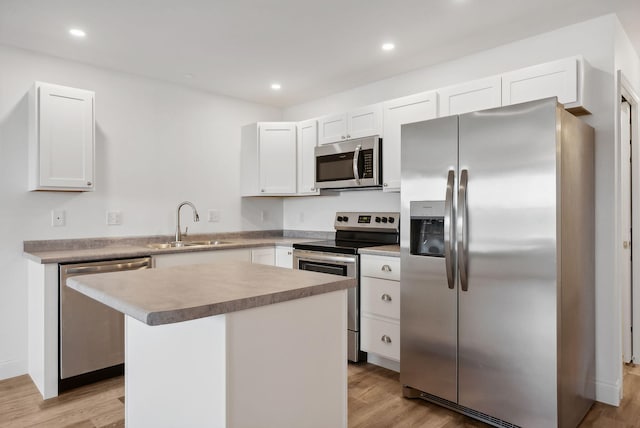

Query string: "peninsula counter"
[[67, 261, 355, 428]]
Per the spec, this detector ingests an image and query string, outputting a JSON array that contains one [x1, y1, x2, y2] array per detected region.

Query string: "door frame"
[[615, 70, 640, 399]]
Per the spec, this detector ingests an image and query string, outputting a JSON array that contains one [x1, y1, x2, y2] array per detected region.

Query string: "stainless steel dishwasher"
[[59, 257, 151, 391]]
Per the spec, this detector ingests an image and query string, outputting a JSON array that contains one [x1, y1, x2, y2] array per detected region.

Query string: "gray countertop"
[[358, 245, 400, 257], [67, 261, 355, 326], [23, 237, 316, 264]]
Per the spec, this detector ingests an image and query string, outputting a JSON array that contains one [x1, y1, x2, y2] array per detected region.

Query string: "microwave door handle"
[[353, 144, 362, 185]]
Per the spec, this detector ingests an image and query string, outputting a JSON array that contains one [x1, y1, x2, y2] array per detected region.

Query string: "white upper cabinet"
[[317, 113, 347, 145], [382, 91, 438, 192], [438, 76, 502, 117], [296, 120, 320, 195], [501, 56, 592, 114], [29, 82, 95, 191], [347, 103, 383, 140], [318, 103, 383, 144], [241, 122, 297, 196]]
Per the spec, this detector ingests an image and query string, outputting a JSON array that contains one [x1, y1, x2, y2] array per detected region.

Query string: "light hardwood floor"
[[0, 363, 638, 427]]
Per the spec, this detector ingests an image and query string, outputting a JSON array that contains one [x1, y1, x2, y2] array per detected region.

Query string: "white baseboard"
[[367, 353, 400, 372], [595, 379, 621, 406], [0, 359, 27, 381]]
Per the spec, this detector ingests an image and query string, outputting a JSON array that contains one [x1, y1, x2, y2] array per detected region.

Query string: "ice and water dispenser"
[[410, 201, 445, 257]]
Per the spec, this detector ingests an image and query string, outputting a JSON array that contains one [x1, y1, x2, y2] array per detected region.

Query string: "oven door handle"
[[293, 250, 357, 265]]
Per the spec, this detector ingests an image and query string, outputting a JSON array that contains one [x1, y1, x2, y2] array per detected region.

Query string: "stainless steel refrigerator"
[[400, 97, 595, 428]]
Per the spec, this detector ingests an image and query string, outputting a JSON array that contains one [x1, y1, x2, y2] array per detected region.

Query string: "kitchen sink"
[[146, 240, 231, 249], [184, 240, 230, 246]]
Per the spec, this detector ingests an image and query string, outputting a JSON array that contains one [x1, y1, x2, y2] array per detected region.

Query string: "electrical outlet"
[[51, 210, 65, 227], [299, 212, 304, 223], [260, 210, 267, 223], [208, 209, 221, 222], [106, 211, 122, 225]]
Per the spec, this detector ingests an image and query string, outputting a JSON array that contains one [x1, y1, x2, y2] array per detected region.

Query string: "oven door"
[[293, 249, 361, 361]]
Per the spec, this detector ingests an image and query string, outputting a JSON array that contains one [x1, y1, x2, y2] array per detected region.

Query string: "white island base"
[[125, 289, 348, 428]]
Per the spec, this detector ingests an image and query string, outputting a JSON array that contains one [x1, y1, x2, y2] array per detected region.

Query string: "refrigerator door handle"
[[459, 169, 469, 292], [444, 169, 455, 289]]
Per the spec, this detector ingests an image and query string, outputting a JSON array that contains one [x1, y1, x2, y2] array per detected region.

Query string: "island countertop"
[[66, 261, 355, 326]]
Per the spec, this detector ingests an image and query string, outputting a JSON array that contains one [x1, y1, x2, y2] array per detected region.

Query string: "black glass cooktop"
[[293, 231, 399, 255], [293, 240, 383, 255]]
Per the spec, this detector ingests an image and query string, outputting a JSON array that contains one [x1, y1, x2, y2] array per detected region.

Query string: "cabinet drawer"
[[361, 255, 400, 281], [361, 277, 400, 320], [361, 316, 400, 361]]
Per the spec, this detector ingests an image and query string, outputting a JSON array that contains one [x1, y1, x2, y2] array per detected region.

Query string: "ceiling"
[[1, 0, 638, 107]]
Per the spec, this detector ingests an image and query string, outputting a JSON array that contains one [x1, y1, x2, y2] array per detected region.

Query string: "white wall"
[[0, 45, 283, 379], [614, 17, 640, 399], [283, 14, 625, 405]]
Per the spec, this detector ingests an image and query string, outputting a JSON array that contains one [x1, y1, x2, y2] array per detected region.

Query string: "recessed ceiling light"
[[69, 28, 86, 38], [184, 73, 194, 79], [271, 83, 281, 90], [381, 43, 395, 51]]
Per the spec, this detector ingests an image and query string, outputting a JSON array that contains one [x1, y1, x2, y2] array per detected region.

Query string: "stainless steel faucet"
[[175, 201, 200, 243]]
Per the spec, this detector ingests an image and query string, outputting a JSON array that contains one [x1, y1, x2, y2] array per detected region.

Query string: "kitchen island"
[[67, 261, 355, 428]]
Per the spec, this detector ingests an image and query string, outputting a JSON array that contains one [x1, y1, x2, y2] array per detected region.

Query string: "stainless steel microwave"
[[314, 136, 382, 190]]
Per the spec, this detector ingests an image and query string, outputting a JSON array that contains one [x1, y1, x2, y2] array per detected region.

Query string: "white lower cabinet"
[[361, 316, 400, 362], [251, 247, 275, 266], [275, 245, 293, 268], [153, 249, 251, 268], [360, 254, 400, 369]]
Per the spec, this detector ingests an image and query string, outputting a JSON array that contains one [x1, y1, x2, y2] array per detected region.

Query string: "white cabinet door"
[[317, 103, 383, 145], [258, 123, 297, 194], [347, 103, 383, 140], [251, 247, 275, 266], [501, 56, 590, 113], [382, 92, 438, 191], [153, 249, 251, 268], [317, 113, 347, 145], [361, 316, 400, 361], [29, 82, 95, 191], [438, 76, 502, 117], [275, 246, 293, 268], [296, 120, 319, 195]]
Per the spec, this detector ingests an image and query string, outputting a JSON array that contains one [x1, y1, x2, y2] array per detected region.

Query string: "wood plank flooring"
[[0, 363, 638, 427]]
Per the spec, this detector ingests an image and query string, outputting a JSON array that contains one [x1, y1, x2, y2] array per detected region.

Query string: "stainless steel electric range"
[[292, 211, 400, 362]]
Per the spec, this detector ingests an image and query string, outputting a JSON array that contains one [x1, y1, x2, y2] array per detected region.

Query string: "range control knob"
[[375, 217, 381, 223], [337, 216, 344, 222], [381, 217, 388, 223], [388, 217, 395, 224], [343, 216, 349, 222]]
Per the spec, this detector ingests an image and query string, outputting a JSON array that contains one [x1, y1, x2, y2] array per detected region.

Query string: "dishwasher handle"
[[63, 258, 151, 276]]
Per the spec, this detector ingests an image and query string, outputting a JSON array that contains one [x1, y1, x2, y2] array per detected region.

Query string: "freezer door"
[[400, 115, 458, 403], [457, 98, 558, 426]]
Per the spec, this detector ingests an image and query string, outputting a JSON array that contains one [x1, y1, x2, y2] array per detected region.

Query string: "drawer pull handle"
[[381, 293, 392, 302], [381, 264, 392, 272], [381, 335, 392, 344]]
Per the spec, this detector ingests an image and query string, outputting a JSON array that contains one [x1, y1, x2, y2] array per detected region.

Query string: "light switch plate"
[[208, 209, 221, 222], [106, 211, 122, 225], [51, 210, 65, 227]]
